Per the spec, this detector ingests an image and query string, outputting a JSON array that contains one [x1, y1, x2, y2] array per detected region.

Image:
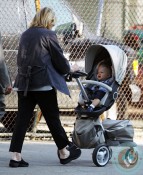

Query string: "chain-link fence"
[[0, 0, 143, 140]]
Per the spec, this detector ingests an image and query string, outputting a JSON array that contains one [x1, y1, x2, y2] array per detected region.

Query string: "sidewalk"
[[0, 141, 143, 175]]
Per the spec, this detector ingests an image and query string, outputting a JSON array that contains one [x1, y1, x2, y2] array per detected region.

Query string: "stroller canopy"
[[85, 44, 128, 85]]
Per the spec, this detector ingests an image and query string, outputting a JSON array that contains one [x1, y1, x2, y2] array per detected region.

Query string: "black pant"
[[0, 94, 5, 119], [9, 89, 69, 153]]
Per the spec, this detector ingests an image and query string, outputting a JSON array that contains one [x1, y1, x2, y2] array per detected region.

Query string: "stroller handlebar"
[[70, 71, 88, 78], [81, 80, 112, 92], [65, 71, 87, 82]]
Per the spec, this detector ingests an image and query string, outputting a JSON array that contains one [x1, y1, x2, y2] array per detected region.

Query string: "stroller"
[[71, 44, 138, 167]]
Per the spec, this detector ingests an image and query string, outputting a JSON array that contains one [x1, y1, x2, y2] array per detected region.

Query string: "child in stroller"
[[77, 60, 113, 113], [71, 44, 138, 167]]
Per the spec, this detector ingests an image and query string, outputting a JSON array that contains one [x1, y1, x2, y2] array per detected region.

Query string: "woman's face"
[[97, 65, 111, 81]]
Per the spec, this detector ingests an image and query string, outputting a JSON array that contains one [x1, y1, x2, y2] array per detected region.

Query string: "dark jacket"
[[0, 32, 11, 94], [14, 27, 70, 95], [0, 32, 12, 118]]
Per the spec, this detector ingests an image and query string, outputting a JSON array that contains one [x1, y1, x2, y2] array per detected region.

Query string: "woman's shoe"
[[9, 159, 29, 167], [59, 144, 81, 164]]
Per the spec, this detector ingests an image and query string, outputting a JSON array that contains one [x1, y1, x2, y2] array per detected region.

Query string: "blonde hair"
[[30, 7, 56, 29]]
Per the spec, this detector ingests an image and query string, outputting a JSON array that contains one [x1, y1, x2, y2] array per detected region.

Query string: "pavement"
[[0, 141, 143, 175]]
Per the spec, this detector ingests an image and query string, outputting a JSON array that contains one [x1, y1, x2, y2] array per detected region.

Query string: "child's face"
[[97, 65, 111, 81]]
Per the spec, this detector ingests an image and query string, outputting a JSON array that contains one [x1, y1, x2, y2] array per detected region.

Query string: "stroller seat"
[[72, 44, 127, 118], [74, 70, 119, 118]]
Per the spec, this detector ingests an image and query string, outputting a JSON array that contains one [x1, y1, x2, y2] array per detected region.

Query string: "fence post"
[[95, 0, 104, 36], [35, 0, 41, 12], [31, 0, 42, 136]]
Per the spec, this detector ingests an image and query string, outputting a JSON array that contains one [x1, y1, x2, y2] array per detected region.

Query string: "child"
[[78, 61, 112, 112]]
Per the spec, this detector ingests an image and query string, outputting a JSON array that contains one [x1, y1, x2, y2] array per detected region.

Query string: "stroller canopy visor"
[[85, 44, 128, 85]]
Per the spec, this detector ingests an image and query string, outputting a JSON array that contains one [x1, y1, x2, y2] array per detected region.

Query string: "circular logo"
[[112, 145, 143, 174]]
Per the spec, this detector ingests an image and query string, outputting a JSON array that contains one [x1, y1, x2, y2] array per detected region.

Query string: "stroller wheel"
[[125, 148, 138, 165], [92, 144, 110, 167]]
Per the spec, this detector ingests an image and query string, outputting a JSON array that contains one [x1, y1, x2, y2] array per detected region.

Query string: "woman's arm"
[[47, 32, 70, 74]]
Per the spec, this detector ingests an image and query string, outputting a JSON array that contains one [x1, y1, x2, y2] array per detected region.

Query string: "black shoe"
[[59, 143, 81, 165], [9, 159, 29, 168], [66, 141, 78, 152]]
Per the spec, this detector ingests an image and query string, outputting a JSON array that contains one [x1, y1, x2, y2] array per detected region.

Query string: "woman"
[[9, 7, 81, 167]]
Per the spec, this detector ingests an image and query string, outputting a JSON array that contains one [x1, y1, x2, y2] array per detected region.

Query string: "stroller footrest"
[[106, 139, 120, 146], [75, 106, 106, 118]]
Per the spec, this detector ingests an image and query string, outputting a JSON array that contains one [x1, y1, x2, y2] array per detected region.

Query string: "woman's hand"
[[70, 63, 80, 72], [5, 85, 12, 95]]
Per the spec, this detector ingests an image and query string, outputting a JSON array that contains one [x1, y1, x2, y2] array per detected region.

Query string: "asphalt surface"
[[0, 141, 143, 175]]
